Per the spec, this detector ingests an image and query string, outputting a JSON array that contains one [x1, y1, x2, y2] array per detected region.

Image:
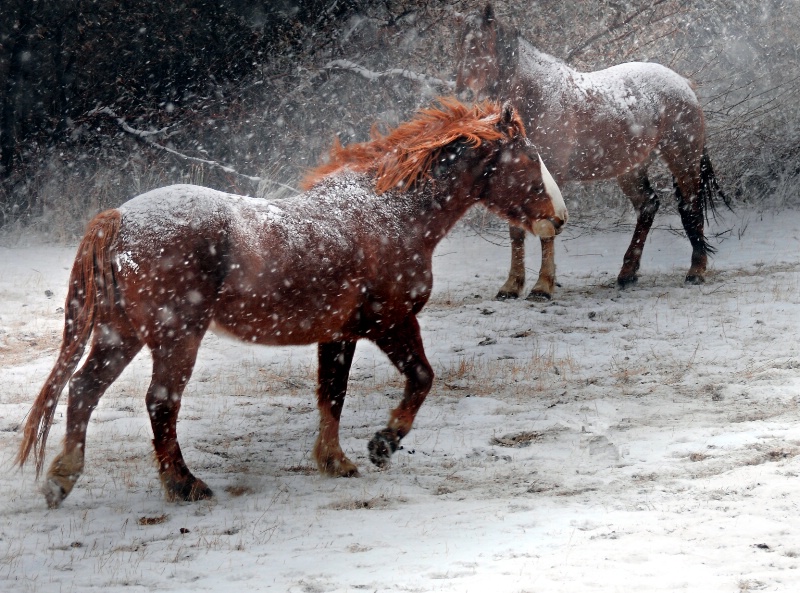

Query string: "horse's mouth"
[[531, 218, 563, 238]]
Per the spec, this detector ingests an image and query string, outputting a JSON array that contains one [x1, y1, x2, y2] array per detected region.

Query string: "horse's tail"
[[698, 147, 732, 220], [17, 209, 121, 476], [673, 148, 731, 256]]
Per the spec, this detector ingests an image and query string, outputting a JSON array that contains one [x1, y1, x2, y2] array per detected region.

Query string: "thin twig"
[[89, 106, 300, 194], [323, 59, 454, 89], [565, 0, 674, 62]]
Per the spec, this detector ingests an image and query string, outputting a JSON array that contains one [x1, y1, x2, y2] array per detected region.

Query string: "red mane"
[[302, 98, 525, 194]]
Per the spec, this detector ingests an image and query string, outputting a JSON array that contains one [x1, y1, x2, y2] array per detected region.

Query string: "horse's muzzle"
[[531, 218, 563, 238], [549, 217, 566, 235]]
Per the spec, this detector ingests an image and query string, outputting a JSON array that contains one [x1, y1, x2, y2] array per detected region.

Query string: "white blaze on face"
[[539, 154, 567, 224]]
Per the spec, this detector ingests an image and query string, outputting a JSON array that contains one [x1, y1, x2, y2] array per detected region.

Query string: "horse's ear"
[[483, 4, 495, 25], [501, 101, 516, 126]]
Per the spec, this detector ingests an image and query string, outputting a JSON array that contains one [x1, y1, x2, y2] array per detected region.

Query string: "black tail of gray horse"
[[698, 148, 731, 218], [674, 148, 731, 255]]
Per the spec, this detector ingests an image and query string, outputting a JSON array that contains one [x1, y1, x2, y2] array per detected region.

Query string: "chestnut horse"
[[457, 5, 729, 300], [17, 99, 567, 508]]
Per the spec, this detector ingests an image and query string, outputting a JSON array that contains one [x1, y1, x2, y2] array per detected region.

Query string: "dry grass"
[[490, 431, 543, 447], [137, 514, 169, 526], [224, 485, 255, 497], [434, 342, 576, 398], [323, 494, 404, 511]]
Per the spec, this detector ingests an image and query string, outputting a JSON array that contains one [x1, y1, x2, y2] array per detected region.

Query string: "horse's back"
[[516, 49, 704, 179], [119, 184, 261, 238], [579, 61, 699, 111]]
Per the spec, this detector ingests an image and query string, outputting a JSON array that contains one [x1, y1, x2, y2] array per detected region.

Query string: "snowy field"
[[2, 207, 800, 592]]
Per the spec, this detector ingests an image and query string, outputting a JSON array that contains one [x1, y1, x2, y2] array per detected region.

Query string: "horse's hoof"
[[318, 456, 360, 478], [44, 451, 82, 508], [525, 290, 551, 302], [164, 477, 213, 502], [368, 429, 400, 468], [684, 274, 705, 285], [188, 480, 214, 501], [495, 290, 519, 301], [43, 478, 68, 509], [617, 275, 638, 289]]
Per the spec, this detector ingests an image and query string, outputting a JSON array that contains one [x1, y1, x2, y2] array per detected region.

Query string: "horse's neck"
[[406, 180, 481, 250], [516, 36, 575, 80], [307, 173, 480, 253]]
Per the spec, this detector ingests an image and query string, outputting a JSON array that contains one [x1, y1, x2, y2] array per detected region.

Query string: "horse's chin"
[[531, 219, 559, 238]]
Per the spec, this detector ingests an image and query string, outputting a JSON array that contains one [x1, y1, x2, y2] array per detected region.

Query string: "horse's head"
[[431, 102, 565, 235], [455, 5, 498, 101], [478, 103, 567, 237], [455, 4, 515, 102]]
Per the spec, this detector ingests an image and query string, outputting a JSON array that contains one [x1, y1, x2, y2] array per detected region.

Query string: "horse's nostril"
[[549, 217, 565, 234]]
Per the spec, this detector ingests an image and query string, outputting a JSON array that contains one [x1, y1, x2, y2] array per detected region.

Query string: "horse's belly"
[[211, 288, 361, 346], [565, 121, 659, 180]]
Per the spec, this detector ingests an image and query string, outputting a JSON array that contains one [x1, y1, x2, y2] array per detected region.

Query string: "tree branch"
[[90, 106, 299, 194], [565, 0, 674, 62], [323, 59, 454, 89]]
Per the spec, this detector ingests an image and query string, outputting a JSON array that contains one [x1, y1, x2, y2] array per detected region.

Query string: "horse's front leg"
[[369, 316, 433, 468], [526, 235, 556, 301], [617, 170, 660, 287], [496, 224, 526, 300], [313, 340, 359, 477]]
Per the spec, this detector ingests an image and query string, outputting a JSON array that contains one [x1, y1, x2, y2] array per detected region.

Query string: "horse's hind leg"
[[496, 224, 526, 300], [368, 316, 433, 468], [674, 170, 709, 284], [146, 335, 210, 502], [659, 108, 709, 284], [617, 168, 660, 288], [313, 340, 358, 477], [45, 319, 143, 508]]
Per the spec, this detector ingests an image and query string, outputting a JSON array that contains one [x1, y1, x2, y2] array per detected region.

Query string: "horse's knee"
[[639, 197, 660, 224], [412, 362, 434, 393], [509, 225, 526, 243], [405, 362, 433, 406], [44, 449, 84, 508]]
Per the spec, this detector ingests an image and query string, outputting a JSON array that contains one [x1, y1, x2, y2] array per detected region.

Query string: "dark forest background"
[[1, 0, 798, 239]]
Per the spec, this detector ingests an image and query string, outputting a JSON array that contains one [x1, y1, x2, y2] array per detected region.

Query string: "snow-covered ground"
[[2, 207, 800, 592]]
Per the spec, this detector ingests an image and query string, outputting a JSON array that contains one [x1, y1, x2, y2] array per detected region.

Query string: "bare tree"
[[1, 0, 798, 234]]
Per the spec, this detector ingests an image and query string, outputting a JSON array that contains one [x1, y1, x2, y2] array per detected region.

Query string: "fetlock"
[[44, 449, 84, 508]]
